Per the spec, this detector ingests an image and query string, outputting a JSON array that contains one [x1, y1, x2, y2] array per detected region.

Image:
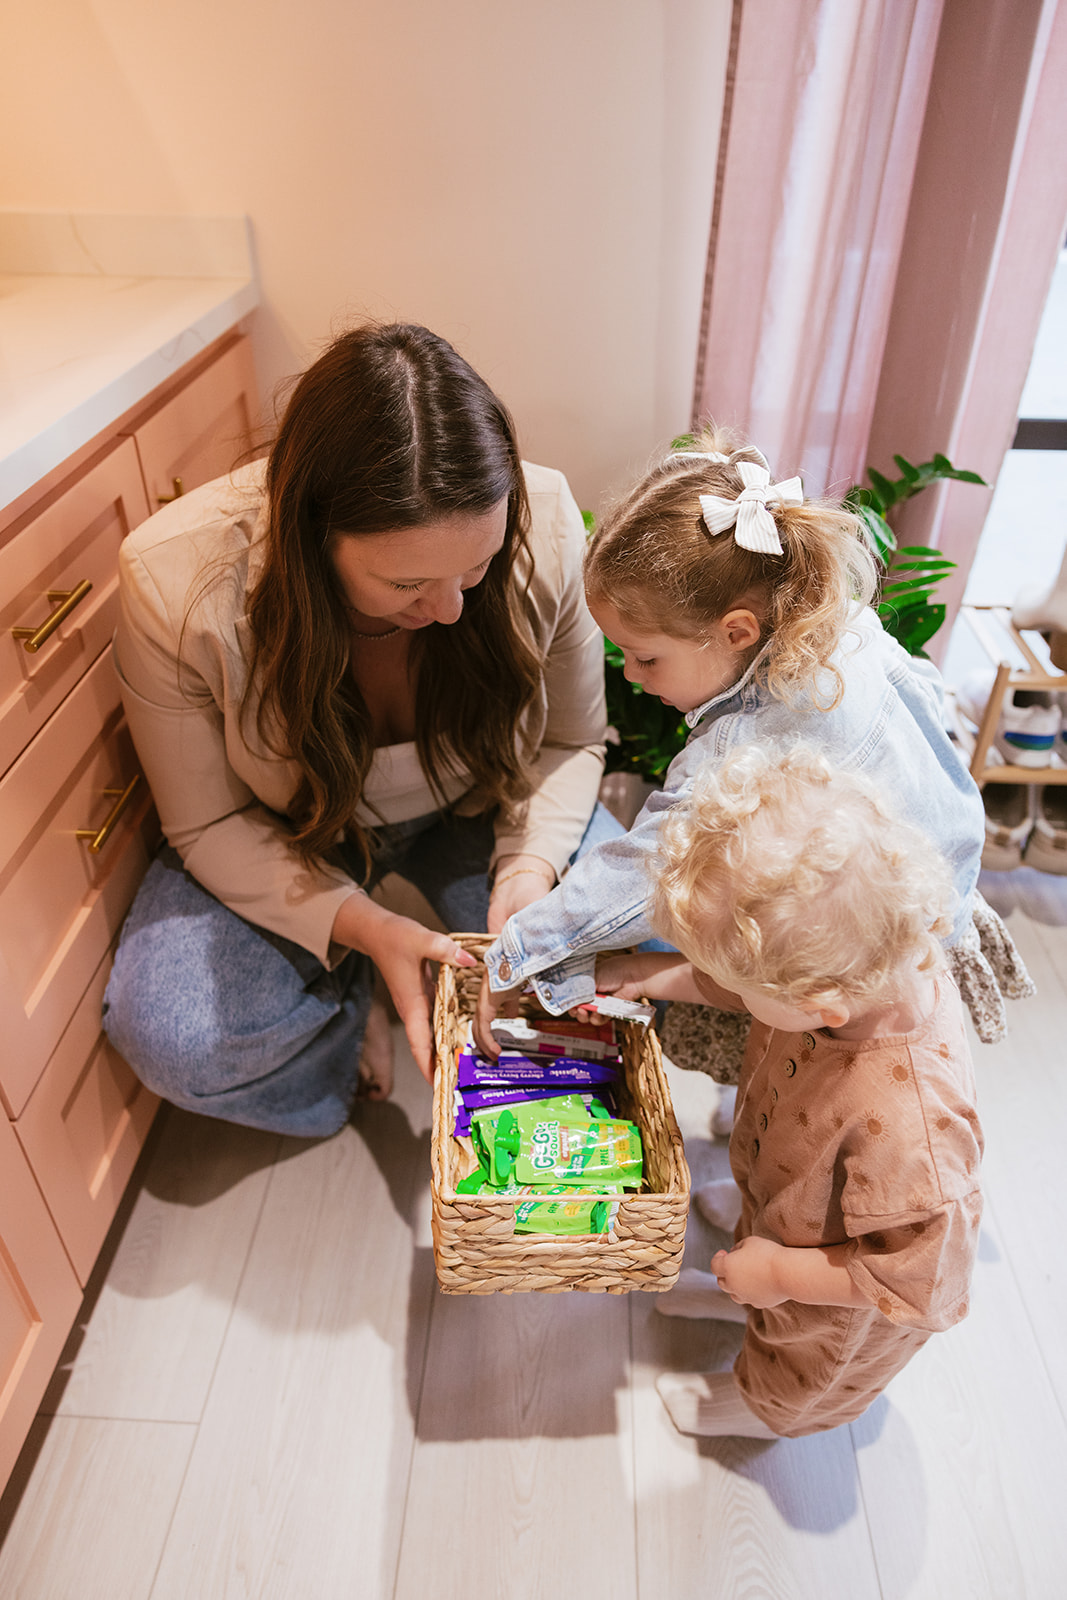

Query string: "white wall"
[[1, 0, 730, 512]]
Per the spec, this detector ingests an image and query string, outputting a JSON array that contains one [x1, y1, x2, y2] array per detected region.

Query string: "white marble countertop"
[[0, 212, 259, 514]]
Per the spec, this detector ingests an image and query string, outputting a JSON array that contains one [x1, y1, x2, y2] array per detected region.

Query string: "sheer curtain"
[[692, 0, 1067, 643], [692, 0, 944, 493]]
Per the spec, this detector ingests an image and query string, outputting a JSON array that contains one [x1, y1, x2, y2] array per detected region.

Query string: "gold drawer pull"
[[11, 579, 93, 654], [76, 774, 141, 855], [157, 476, 184, 503]]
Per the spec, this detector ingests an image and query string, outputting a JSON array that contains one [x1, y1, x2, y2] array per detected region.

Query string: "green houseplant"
[[845, 453, 985, 658], [590, 448, 985, 786]]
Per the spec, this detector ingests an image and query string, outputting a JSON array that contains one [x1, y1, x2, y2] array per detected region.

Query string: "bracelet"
[[493, 867, 556, 890]]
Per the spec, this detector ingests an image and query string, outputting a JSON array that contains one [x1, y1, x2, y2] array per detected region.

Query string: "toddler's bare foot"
[[711, 1084, 737, 1138], [655, 1267, 749, 1323], [694, 1178, 743, 1232], [656, 1371, 779, 1438], [357, 996, 395, 1100]]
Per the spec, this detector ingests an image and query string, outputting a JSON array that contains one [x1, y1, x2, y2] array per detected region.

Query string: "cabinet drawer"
[[0, 648, 157, 1118], [0, 1106, 82, 1490], [0, 437, 150, 778], [126, 335, 259, 510], [16, 949, 158, 1286]]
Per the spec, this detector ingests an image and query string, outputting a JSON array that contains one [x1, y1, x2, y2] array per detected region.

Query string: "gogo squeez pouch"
[[468, 1097, 599, 1187], [504, 1103, 643, 1188], [459, 1097, 641, 1236]]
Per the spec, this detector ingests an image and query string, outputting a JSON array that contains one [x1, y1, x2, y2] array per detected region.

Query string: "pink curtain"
[[693, 0, 945, 494], [867, 0, 1067, 651]]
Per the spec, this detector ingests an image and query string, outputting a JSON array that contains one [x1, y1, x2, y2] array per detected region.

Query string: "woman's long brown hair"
[[243, 323, 542, 876]]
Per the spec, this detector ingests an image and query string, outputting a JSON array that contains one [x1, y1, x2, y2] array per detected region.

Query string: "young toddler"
[[599, 743, 984, 1439], [476, 427, 986, 1049]]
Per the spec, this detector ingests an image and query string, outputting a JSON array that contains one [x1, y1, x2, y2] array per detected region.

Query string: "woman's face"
[[330, 499, 508, 630]]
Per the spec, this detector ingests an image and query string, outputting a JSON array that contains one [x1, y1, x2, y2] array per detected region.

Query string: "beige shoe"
[[1023, 786, 1067, 875], [980, 784, 1034, 871]]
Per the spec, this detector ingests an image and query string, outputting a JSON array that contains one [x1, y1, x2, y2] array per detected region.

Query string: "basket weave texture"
[[431, 935, 690, 1295]]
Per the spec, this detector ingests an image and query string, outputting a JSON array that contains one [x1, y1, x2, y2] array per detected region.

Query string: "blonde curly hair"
[[584, 424, 877, 710], [650, 743, 954, 1013]]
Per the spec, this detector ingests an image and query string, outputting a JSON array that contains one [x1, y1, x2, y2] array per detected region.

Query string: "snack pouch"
[[469, 1097, 599, 1185], [513, 1197, 617, 1235], [454, 1084, 612, 1140], [507, 1104, 644, 1187], [454, 1169, 625, 1199]]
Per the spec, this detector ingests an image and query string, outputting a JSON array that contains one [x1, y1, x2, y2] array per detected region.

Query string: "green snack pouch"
[[513, 1197, 616, 1235], [471, 1096, 601, 1187], [510, 1104, 644, 1187]]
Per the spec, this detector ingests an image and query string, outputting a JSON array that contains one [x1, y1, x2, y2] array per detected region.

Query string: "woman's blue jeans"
[[102, 804, 624, 1137]]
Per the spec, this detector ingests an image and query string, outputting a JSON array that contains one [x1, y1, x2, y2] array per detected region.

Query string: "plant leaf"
[[855, 504, 895, 562], [893, 455, 920, 482], [877, 596, 946, 657], [882, 577, 948, 600], [581, 508, 597, 534], [886, 558, 956, 577], [866, 467, 896, 511]]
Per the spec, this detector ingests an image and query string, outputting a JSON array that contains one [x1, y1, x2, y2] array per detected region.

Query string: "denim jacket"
[[485, 607, 985, 1013]]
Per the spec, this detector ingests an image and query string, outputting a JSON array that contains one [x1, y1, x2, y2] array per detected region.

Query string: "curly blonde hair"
[[584, 424, 877, 710], [650, 743, 954, 1013]]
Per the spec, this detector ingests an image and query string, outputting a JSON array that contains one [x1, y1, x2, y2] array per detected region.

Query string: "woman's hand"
[[331, 893, 476, 1086], [711, 1237, 790, 1309], [487, 853, 556, 935]]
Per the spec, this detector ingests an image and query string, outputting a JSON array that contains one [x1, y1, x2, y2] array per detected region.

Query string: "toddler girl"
[[476, 427, 986, 1044], [601, 743, 983, 1439]]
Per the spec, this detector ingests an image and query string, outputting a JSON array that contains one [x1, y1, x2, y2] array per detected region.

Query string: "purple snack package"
[[456, 1047, 618, 1091]]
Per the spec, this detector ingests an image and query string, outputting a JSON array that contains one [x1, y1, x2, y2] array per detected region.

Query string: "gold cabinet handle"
[[76, 774, 141, 855], [157, 476, 184, 504], [11, 579, 93, 654]]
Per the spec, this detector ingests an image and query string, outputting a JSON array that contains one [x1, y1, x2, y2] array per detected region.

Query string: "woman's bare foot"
[[357, 995, 395, 1100]]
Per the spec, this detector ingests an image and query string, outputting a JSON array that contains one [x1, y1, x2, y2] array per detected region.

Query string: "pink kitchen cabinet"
[[0, 330, 258, 1492]]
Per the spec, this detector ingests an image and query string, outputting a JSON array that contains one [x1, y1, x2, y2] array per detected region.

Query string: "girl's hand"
[[471, 968, 525, 1059], [596, 951, 677, 1001], [487, 854, 557, 934], [596, 951, 703, 1004], [711, 1237, 790, 1309]]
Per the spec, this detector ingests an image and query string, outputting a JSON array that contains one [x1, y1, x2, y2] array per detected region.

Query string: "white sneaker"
[[957, 669, 1060, 768]]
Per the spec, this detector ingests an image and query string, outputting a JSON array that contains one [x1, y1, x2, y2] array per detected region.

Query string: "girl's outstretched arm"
[[594, 950, 703, 1002]]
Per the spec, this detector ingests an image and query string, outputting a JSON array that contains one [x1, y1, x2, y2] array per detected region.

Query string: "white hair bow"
[[698, 461, 803, 556], [672, 445, 771, 469]]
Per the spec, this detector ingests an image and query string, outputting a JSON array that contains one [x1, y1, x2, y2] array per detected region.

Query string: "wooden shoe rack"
[[952, 605, 1067, 787]]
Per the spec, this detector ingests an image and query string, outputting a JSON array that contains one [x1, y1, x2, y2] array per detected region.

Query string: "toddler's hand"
[[711, 1237, 790, 1309]]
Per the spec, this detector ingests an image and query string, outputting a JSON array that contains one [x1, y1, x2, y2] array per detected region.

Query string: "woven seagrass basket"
[[430, 934, 690, 1294]]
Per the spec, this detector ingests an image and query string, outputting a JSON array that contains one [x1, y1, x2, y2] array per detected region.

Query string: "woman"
[[103, 323, 611, 1136]]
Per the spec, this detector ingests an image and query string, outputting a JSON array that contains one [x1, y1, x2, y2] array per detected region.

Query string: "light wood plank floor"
[[2, 866, 1066, 1599]]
